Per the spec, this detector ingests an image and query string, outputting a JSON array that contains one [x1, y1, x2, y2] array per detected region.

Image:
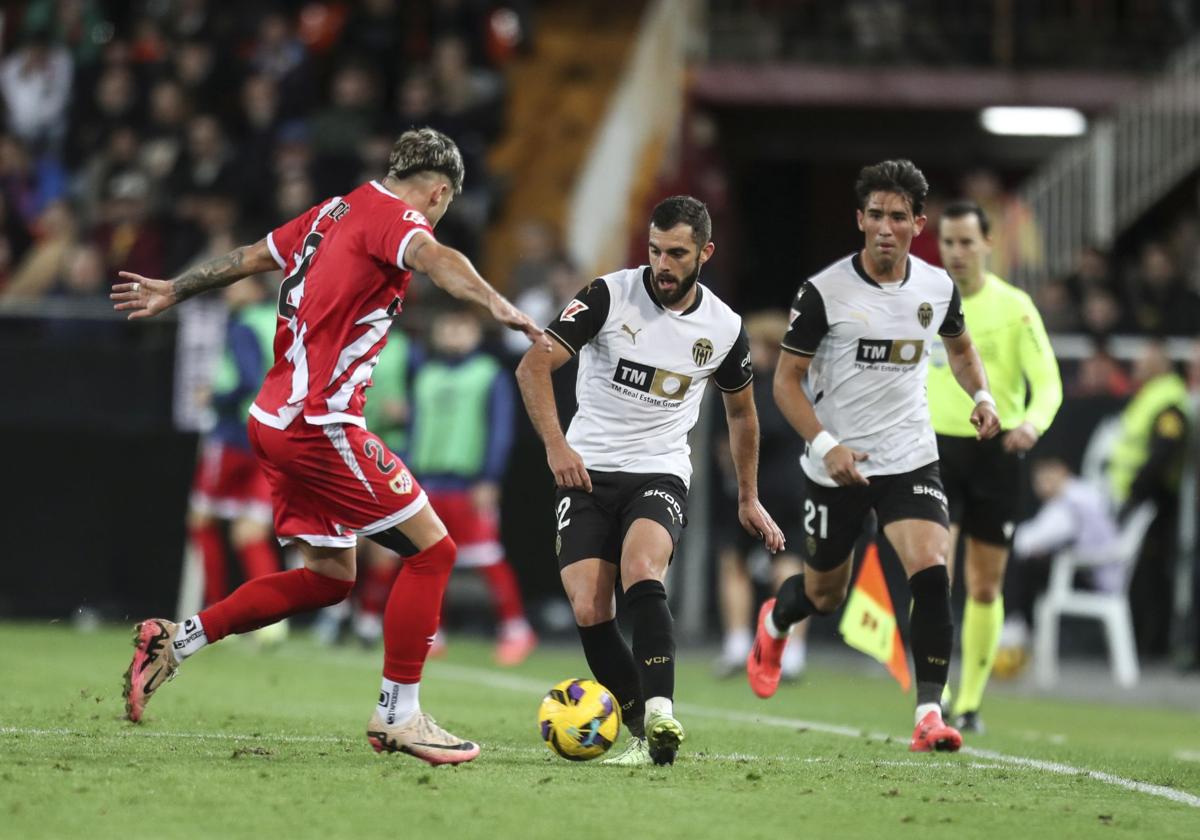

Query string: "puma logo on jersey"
[[621, 323, 642, 343], [560, 299, 589, 322]]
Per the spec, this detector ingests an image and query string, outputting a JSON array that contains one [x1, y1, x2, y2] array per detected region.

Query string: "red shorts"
[[248, 417, 427, 549], [190, 440, 274, 524], [427, 490, 504, 567]]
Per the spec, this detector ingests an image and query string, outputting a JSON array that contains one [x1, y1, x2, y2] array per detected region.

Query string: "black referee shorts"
[[554, 470, 689, 569], [936, 433, 1023, 547], [802, 462, 949, 572]]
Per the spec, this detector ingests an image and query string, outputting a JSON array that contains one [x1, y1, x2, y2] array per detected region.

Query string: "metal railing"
[[1015, 38, 1200, 288]]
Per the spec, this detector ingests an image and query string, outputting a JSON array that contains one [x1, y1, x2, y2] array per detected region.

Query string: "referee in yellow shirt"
[[929, 202, 1063, 733]]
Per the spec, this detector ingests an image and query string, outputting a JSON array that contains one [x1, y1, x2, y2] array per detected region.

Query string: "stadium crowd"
[[0, 0, 525, 305]]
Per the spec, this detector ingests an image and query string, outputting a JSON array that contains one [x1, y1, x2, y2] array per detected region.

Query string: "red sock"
[[237, 538, 281, 581], [191, 523, 227, 607], [383, 536, 457, 682], [360, 562, 400, 617], [200, 568, 353, 643], [479, 559, 527, 624]]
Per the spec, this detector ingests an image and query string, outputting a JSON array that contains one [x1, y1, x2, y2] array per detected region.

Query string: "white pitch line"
[[0, 725, 1001, 771], [4, 661, 1197, 809], [427, 662, 1200, 809]]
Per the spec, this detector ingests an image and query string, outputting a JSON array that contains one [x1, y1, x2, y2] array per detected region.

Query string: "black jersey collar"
[[642, 266, 704, 315], [852, 252, 911, 288]]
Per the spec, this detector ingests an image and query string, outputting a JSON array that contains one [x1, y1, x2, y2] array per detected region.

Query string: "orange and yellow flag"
[[837, 542, 911, 691]]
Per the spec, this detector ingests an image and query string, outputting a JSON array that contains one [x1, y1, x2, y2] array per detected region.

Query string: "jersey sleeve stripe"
[[780, 342, 816, 356], [396, 228, 428, 270], [938, 325, 966, 338], [265, 232, 285, 269], [715, 373, 754, 393], [545, 327, 578, 356]]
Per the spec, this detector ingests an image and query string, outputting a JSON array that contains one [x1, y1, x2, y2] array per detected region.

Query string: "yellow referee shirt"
[[928, 273, 1062, 437]]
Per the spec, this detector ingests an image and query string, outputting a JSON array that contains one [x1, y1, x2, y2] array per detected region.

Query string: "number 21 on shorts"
[[804, 499, 828, 539]]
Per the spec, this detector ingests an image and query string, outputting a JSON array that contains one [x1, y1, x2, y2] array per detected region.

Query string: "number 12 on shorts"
[[804, 499, 828, 539]]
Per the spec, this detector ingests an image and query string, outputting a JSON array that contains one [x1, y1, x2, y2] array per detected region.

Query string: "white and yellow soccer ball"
[[537, 678, 622, 761]]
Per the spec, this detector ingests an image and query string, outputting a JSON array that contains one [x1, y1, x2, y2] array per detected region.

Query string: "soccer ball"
[[537, 678, 622, 761]]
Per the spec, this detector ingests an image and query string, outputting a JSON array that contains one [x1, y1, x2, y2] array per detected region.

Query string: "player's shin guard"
[[908, 565, 954, 707], [199, 568, 353, 642], [382, 535, 457, 683], [626, 580, 675, 710], [771, 574, 825, 632], [577, 619, 645, 737]]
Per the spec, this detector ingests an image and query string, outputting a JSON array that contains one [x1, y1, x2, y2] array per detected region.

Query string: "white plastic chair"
[[1032, 503, 1156, 689]]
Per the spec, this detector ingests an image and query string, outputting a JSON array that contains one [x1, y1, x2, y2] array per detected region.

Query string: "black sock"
[[908, 565, 953, 707], [576, 620, 644, 737], [771, 573, 827, 630], [625, 580, 675, 714]]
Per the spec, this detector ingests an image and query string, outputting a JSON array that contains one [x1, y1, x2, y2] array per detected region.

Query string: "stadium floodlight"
[[979, 106, 1088, 137]]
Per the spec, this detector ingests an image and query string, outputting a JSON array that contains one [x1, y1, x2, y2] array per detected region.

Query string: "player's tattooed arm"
[[942, 330, 1001, 440], [111, 239, 278, 319], [406, 232, 550, 351]]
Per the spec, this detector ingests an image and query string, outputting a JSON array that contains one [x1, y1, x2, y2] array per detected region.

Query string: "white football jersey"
[[547, 267, 752, 485], [782, 253, 965, 487]]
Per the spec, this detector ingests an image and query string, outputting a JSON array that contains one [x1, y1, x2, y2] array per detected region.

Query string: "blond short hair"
[[387, 128, 465, 194]]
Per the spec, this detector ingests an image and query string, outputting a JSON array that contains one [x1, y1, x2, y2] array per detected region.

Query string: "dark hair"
[[650, 195, 711, 247], [855, 159, 929, 216], [387, 127, 465, 194], [940, 200, 990, 237]]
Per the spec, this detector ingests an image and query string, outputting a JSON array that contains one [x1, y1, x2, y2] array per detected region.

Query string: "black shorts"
[[936, 434, 1023, 546], [802, 462, 949, 572], [555, 470, 689, 569]]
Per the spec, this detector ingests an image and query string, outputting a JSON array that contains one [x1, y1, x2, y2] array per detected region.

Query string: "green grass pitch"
[[1, 622, 1198, 839]]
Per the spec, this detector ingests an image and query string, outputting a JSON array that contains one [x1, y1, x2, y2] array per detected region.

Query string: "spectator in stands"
[[0, 29, 73, 153], [93, 170, 164, 280], [505, 254, 580, 355], [509, 219, 560, 296], [0, 132, 68, 230], [1070, 339, 1134, 399], [1064, 245, 1118, 305], [66, 62, 136, 164], [310, 62, 381, 193], [1127, 242, 1200, 336], [0, 199, 77, 300], [1108, 341, 1192, 656], [1033, 278, 1080, 333], [962, 168, 1043, 279], [1080, 285, 1129, 338]]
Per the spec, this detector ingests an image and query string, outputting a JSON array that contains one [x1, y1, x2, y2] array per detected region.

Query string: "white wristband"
[[973, 389, 995, 406], [810, 430, 839, 461]]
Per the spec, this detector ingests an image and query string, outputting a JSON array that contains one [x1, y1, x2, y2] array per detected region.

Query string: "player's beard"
[[653, 261, 700, 306]]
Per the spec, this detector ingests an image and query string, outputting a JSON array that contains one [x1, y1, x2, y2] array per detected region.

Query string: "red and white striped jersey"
[[250, 180, 433, 431]]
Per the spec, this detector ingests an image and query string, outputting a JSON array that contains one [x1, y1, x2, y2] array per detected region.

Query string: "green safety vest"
[[408, 354, 499, 478], [1108, 372, 1191, 504], [211, 302, 278, 420]]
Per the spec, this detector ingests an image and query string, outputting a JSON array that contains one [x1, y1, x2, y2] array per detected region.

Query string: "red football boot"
[[746, 599, 787, 699], [909, 709, 963, 753]]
